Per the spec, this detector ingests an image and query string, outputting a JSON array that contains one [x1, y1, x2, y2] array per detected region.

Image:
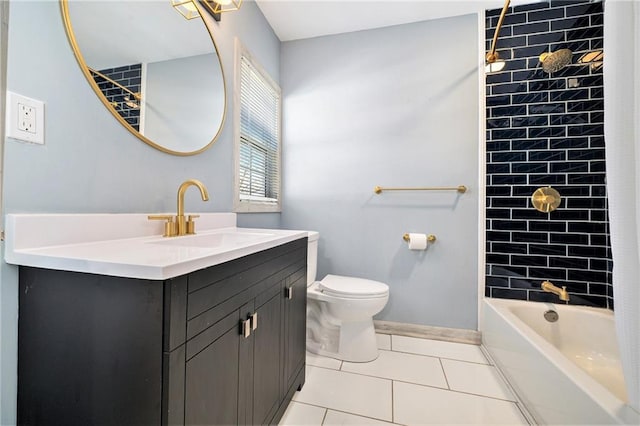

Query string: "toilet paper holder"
[[403, 233, 436, 243]]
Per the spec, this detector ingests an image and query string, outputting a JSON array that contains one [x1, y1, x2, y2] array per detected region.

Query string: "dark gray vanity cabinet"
[[17, 238, 307, 426]]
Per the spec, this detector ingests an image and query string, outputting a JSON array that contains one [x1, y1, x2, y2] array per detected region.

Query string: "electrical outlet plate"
[[5, 91, 45, 144]]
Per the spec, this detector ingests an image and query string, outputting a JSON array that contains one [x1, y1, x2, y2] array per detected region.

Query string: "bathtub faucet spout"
[[541, 280, 570, 301]]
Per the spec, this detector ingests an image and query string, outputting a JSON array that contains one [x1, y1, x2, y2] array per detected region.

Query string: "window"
[[234, 40, 281, 212]]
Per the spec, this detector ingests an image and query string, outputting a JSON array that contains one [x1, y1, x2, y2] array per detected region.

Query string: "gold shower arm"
[[374, 185, 467, 194], [88, 67, 141, 101], [486, 0, 511, 63]]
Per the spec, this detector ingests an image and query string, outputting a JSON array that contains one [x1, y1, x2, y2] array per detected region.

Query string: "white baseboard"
[[374, 320, 482, 345]]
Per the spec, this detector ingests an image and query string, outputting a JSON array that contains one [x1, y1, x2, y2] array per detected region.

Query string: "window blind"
[[238, 55, 280, 205]]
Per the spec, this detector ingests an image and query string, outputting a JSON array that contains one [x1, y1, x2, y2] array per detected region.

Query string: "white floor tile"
[[307, 351, 343, 370], [323, 410, 396, 425], [279, 401, 326, 425], [392, 335, 488, 364], [293, 366, 393, 422], [376, 333, 391, 350], [393, 381, 528, 425], [441, 358, 516, 401], [341, 349, 447, 389]]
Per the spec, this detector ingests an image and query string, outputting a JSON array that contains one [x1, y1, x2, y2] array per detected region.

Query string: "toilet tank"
[[307, 231, 319, 285]]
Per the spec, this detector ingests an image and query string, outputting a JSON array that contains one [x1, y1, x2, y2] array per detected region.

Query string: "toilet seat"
[[319, 274, 388, 299]]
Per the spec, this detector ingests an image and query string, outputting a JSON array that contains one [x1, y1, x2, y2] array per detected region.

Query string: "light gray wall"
[[145, 53, 225, 153], [280, 15, 479, 330], [0, 1, 279, 422]]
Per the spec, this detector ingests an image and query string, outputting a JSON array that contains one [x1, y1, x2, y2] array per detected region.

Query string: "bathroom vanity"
[[6, 213, 307, 425]]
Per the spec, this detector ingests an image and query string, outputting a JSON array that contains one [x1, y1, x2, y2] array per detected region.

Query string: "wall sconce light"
[[485, 0, 510, 74], [172, 0, 242, 22], [200, 0, 243, 15], [199, 0, 243, 22], [171, 0, 201, 20]]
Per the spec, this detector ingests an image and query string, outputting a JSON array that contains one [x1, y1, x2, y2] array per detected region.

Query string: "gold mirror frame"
[[60, 0, 227, 156]]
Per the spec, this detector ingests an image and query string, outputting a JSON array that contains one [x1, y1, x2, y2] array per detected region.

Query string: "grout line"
[[323, 408, 397, 424], [286, 400, 328, 425], [388, 347, 490, 366], [306, 362, 341, 371], [373, 355, 520, 401], [320, 406, 328, 425], [337, 368, 449, 392], [307, 363, 394, 383], [315, 405, 397, 425], [292, 400, 330, 411], [336, 364, 517, 404], [438, 357, 451, 390], [302, 359, 536, 425], [395, 378, 521, 404]]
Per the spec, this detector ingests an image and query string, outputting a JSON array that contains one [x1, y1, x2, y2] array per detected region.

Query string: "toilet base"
[[307, 318, 379, 363]]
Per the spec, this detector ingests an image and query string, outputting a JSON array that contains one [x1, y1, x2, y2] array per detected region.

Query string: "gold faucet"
[[541, 280, 570, 301], [176, 179, 209, 235], [149, 179, 209, 237]]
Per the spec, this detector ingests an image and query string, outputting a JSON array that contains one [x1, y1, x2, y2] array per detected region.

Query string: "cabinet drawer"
[[187, 240, 307, 320], [162, 239, 306, 351], [186, 259, 305, 341], [187, 238, 307, 293]]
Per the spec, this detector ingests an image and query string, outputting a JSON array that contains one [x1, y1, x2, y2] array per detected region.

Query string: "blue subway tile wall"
[[93, 64, 142, 131], [485, 1, 611, 309]]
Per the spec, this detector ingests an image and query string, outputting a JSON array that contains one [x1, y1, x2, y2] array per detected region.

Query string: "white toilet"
[[306, 231, 389, 362]]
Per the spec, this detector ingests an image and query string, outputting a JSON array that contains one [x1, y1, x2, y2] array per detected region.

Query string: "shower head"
[[539, 49, 573, 73]]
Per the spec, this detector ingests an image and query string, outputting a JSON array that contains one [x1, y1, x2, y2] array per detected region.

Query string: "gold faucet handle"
[[148, 215, 177, 237], [186, 215, 200, 235]]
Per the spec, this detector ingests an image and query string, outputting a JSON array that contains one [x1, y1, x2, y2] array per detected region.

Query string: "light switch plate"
[[5, 91, 45, 144]]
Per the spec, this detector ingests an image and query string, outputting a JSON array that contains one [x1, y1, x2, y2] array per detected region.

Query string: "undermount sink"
[[147, 230, 276, 249]]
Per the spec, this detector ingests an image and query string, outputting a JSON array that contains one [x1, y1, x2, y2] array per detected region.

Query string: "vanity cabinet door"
[[17, 267, 164, 426], [184, 303, 249, 426], [283, 265, 308, 394], [252, 284, 283, 425]]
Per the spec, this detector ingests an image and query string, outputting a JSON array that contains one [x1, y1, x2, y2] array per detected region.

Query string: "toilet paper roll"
[[407, 233, 428, 250]]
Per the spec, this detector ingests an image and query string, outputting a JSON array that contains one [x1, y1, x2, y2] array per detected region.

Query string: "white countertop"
[[4, 213, 307, 280]]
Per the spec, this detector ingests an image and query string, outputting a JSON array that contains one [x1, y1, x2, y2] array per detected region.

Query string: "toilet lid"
[[319, 274, 388, 298]]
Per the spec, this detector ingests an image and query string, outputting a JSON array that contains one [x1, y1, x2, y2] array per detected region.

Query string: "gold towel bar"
[[374, 185, 467, 194]]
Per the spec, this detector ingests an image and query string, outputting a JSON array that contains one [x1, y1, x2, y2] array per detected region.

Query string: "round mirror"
[[61, 0, 226, 156]]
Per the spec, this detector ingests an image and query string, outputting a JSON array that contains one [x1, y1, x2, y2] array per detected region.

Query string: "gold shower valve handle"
[[531, 186, 562, 213]]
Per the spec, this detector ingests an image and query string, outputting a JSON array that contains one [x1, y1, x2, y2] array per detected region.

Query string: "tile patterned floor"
[[280, 334, 531, 425]]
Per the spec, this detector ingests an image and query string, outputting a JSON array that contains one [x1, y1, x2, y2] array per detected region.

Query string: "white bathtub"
[[482, 298, 640, 425]]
